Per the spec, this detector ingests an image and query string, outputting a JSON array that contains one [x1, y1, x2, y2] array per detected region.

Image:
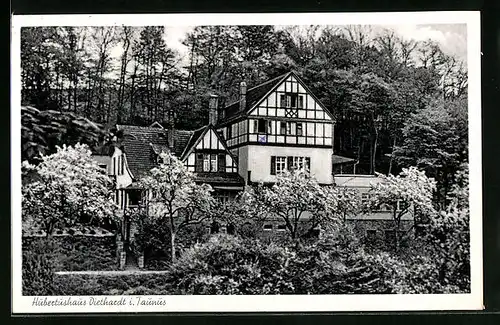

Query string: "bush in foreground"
[[49, 232, 467, 295], [23, 238, 56, 295]]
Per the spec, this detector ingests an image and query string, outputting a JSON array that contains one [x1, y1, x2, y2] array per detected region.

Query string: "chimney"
[[209, 94, 219, 125], [239, 81, 247, 111]]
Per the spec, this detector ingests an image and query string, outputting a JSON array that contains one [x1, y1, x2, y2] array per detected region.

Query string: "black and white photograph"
[[11, 12, 482, 313]]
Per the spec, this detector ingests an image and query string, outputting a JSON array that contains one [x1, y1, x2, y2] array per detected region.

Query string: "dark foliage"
[[23, 235, 117, 272], [21, 106, 109, 163], [22, 238, 56, 295]]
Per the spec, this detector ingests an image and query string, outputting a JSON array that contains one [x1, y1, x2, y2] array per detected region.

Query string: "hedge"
[[23, 234, 117, 272]]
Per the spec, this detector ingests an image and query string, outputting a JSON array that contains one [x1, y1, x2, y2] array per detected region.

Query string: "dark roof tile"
[[220, 72, 291, 123], [117, 124, 194, 180]]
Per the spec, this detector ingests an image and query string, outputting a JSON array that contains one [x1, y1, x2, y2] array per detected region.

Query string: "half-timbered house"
[[93, 70, 413, 260], [216, 71, 338, 185]]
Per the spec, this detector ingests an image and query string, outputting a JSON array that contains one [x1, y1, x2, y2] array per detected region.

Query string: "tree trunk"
[[371, 130, 378, 175], [170, 232, 176, 262], [388, 137, 396, 175]]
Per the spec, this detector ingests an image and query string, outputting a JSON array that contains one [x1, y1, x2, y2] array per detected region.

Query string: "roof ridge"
[[118, 124, 194, 133], [222, 72, 291, 109], [247, 71, 290, 92]]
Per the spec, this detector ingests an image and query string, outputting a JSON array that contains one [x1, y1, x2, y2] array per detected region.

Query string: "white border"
[[11, 11, 483, 313]]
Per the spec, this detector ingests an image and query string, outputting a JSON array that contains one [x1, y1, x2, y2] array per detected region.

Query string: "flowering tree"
[[211, 186, 269, 238], [139, 151, 215, 262], [324, 186, 362, 222], [22, 143, 118, 236], [369, 167, 437, 251], [254, 169, 342, 241]]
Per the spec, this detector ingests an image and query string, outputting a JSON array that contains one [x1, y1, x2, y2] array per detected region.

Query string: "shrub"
[[52, 273, 173, 295], [23, 235, 117, 271], [165, 234, 295, 294], [392, 255, 446, 294], [134, 215, 211, 266], [22, 238, 56, 295]]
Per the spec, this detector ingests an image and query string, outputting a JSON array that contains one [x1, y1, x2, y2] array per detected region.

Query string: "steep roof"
[[116, 124, 242, 187], [116, 124, 194, 180], [180, 126, 207, 159], [221, 72, 291, 123]]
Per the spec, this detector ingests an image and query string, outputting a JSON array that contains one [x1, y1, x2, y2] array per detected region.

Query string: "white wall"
[[245, 145, 333, 184], [111, 147, 133, 189]]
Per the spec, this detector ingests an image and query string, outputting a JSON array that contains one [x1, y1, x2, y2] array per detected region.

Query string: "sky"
[[161, 23, 467, 64]]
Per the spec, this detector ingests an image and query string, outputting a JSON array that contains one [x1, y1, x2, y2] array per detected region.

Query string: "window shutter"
[[287, 157, 293, 170], [270, 156, 276, 175], [218, 154, 226, 173], [195, 153, 203, 172]]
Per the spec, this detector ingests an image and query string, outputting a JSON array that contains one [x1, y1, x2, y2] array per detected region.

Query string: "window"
[[280, 93, 299, 108], [214, 191, 231, 203], [277, 224, 287, 232], [227, 126, 232, 139], [210, 154, 217, 172], [360, 193, 371, 207], [291, 156, 309, 170], [286, 122, 293, 135], [203, 155, 210, 172], [254, 119, 270, 134], [263, 224, 273, 231], [276, 156, 287, 174], [201, 153, 218, 172], [113, 157, 117, 175], [128, 189, 142, 207], [271, 156, 310, 175], [120, 156, 125, 175], [297, 123, 303, 136], [257, 119, 266, 133], [280, 122, 287, 135], [298, 95, 304, 109]]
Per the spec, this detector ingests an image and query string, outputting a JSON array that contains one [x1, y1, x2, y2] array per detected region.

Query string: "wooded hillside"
[[20, 25, 468, 206]]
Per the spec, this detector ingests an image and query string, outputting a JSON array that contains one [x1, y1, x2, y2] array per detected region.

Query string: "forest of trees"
[[20, 25, 468, 207]]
